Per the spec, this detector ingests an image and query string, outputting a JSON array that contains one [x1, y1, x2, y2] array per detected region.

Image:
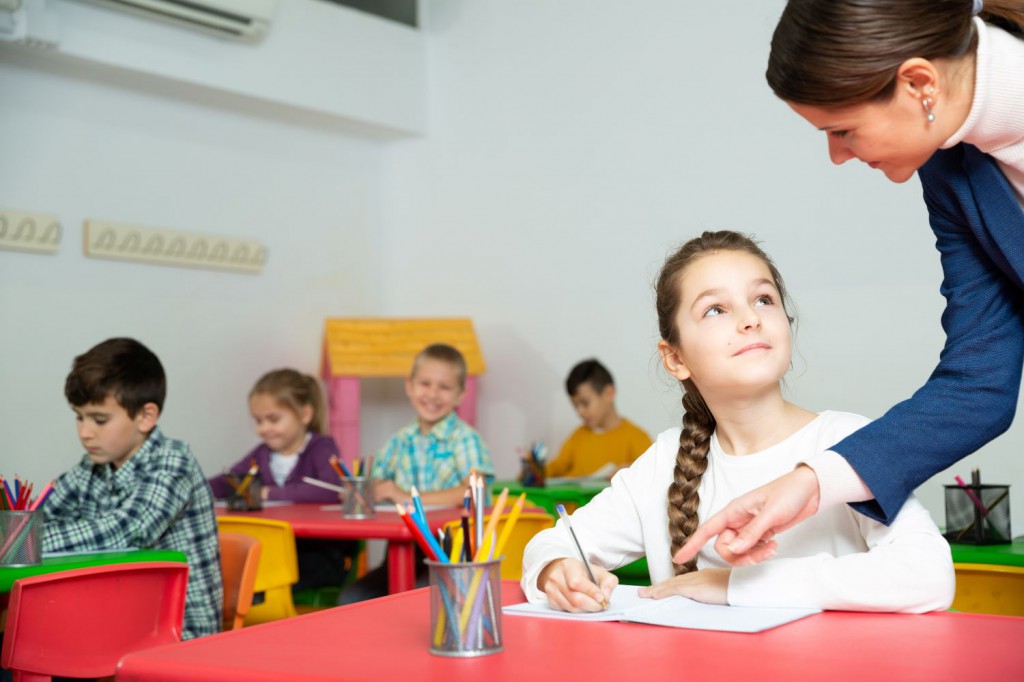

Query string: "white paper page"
[[546, 462, 616, 486], [503, 584, 820, 632], [214, 499, 292, 509], [621, 593, 820, 633], [503, 584, 651, 621], [317, 503, 453, 512]]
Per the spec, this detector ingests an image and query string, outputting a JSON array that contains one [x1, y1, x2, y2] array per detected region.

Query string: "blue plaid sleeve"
[[41, 429, 222, 639]]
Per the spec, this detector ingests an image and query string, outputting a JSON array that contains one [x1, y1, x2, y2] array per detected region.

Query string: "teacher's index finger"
[[672, 510, 730, 564]]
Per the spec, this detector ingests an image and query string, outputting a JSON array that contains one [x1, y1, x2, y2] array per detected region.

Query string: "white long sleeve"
[[522, 411, 955, 613]]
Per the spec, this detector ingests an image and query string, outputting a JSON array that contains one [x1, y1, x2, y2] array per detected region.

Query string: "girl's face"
[[660, 250, 792, 397], [788, 97, 941, 184], [249, 393, 312, 455]]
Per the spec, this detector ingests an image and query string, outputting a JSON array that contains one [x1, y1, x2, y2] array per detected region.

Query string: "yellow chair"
[[218, 531, 262, 631], [951, 562, 1024, 616], [217, 516, 299, 625], [441, 511, 554, 580]]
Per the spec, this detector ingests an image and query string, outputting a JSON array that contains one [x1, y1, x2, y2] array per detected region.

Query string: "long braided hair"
[[656, 231, 793, 574]]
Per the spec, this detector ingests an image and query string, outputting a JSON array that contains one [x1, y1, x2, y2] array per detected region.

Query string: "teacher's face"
[[788, 98, 938, 184]]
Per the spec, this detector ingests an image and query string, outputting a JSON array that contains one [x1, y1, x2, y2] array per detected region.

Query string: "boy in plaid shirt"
[[42, 338, 222, 639]]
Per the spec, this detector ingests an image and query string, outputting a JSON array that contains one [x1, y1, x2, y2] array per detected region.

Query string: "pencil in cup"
[[328, 456, 374, 515], [0, 510, 44, 566], [426, 557, 504, 657]]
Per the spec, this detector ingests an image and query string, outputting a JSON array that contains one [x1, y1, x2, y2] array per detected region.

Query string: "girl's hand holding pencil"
[[537, 504, 615, 612], [536, 557, 617, 613]]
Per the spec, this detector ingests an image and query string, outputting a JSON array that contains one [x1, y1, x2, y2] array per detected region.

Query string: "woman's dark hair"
[[766, 0, 1024, 107]]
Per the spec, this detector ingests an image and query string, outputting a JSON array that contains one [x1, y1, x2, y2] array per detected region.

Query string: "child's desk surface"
[[116, 580, 1024, 682], [216, 503, 482, 593], [0, 548, 187, 593], [491, 478, 608, 516], [949, 537, 1024, 567]]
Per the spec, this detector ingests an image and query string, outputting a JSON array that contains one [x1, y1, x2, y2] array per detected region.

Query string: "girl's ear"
[[658, 340, 691, 381], [299, 403, 314, 428]]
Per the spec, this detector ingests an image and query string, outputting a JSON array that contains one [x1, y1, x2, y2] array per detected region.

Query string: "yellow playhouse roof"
[[322, 318, 486, 377]]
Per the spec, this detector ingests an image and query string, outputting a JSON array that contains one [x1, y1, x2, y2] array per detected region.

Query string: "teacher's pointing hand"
[[673, 465, 820, 566]]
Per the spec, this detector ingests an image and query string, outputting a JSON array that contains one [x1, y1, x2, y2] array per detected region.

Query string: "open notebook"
[[545, 462, 617, 486], [503, 584, 820, 633]]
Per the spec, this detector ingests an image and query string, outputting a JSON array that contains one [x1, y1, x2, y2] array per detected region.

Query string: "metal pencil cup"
[[0, 510, 43, 566], [342, 477, 375, 519], [519, 459, 545, 487], [227, 477, 262, 511], [426, 558, 503, 657], [943, 484, 1011, 545]]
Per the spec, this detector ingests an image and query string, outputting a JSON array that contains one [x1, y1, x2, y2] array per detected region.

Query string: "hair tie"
[[972, 0, 983, 15]]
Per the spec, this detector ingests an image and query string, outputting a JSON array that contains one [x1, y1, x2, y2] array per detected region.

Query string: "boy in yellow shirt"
[[545, 359, 651, 479]]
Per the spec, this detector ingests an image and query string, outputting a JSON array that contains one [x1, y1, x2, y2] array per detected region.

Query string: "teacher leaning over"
[[676, 0, 1024, 567]]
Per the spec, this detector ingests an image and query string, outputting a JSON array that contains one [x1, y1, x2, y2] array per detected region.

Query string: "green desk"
[[1, 549, 188, 593], [492, 479, 609, 517], [949, 537, 1024, 568], [492, 479, 650, 585]]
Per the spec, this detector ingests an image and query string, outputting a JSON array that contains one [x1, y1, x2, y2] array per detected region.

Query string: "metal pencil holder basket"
[[227, 477, 262, 511], [0, 510, 43, 566], [518, 459, 545, 487], [943, 484, 1011, 545]]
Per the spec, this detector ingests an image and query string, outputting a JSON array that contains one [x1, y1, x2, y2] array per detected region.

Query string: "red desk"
[[216, 504, 466, 593], [117, 581, 1024, 681]]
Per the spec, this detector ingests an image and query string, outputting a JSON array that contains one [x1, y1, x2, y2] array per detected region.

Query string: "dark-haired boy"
[[42, 337, 222, 639], [546, 358, 652, 480]]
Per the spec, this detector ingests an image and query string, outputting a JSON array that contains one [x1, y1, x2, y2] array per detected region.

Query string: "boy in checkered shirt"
[[42, 338, 222, 639]]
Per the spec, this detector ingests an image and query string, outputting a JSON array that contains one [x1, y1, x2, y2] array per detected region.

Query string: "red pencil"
[[30, 481, 54, 511], [395, 503, 439, 561], [15, 482, 33, 511]]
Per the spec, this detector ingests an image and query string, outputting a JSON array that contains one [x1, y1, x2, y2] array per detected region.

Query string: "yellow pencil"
[[473, 487, 508, 562], [235, 464, 259, 496], [493, 492, 527, 558], [449, 527, 464, 564], [458, 488, 509, 637]]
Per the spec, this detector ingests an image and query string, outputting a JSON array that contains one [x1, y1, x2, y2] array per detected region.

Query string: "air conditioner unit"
[[79, 0, 278, 41]]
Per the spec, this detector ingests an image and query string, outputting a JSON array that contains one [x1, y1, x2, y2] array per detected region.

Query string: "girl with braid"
[[521, 231, 954, 613]]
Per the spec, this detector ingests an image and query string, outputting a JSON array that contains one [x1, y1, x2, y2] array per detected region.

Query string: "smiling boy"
[[42, 338, 222, 639], [372, 343, 493, 507], [338, 343, 492, 605]]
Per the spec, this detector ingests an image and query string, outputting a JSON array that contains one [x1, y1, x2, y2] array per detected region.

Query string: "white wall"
[[1, 0, 1021, 534], [376, 0, 1024, 532], [0, 0, 409, 483]]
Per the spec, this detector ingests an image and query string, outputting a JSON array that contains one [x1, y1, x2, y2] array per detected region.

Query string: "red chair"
[[1, 561, 188, 681]]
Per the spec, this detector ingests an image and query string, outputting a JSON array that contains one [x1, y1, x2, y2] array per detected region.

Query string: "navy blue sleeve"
[[833, 148, 1024, 524]]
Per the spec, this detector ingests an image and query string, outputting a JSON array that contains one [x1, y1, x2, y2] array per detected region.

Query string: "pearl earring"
[[922, 97, 935, 123]]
